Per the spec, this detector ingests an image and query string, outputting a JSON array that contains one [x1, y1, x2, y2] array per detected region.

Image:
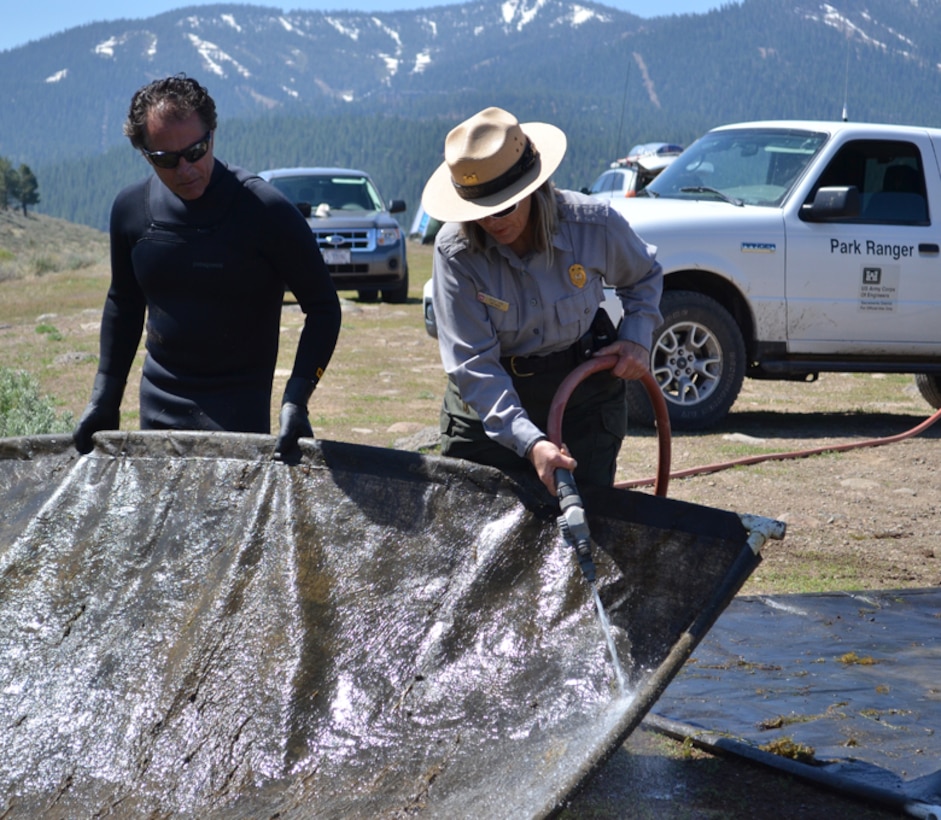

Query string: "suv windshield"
[[267, 173, 384, 213], [645, 128, 828, 206]]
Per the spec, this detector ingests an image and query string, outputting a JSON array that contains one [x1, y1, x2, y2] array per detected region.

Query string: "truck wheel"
[[915, 374, 941, 409], [626, 290, 746, 430]]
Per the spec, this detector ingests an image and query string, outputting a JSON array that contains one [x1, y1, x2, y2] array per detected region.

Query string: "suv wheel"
[[626, 290, 746, 430], [382, 267, 409, 304], [915, 374, 941, 410]]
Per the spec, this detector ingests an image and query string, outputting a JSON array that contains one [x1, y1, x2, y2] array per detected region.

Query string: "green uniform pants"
[[440, 369, 627, 487]]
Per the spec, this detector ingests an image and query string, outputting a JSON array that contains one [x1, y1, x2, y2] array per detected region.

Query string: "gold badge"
[[569, 264, 587, 288]]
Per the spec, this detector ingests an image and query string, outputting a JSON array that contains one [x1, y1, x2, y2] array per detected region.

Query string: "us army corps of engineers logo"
[[859, 265, 899, 313]]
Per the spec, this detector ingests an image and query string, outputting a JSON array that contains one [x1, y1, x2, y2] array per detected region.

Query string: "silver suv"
[[259, 167, 409, 303]]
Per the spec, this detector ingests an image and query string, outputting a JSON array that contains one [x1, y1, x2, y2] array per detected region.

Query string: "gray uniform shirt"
[[432, 188, 663, 456]]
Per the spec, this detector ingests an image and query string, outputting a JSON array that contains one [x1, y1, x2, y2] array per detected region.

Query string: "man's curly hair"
[[124, 74, 218, 150]]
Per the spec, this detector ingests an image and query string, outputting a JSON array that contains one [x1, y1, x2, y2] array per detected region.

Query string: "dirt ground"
[[625, 403, 941, 596]]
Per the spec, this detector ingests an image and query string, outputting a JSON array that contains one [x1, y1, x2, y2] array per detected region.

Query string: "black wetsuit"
[[100, 160, 341, 432]]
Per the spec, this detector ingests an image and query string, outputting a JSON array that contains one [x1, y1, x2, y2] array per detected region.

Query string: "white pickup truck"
[[609, 119, 941, 429]]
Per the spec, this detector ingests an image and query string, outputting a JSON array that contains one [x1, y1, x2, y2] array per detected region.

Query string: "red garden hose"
[[617, 403, 941, 489], [547, 356, 941, 496], [546, 355, 672, 497]]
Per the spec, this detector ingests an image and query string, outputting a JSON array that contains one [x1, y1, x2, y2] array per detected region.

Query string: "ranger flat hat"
[[421, 107, 566, 223]]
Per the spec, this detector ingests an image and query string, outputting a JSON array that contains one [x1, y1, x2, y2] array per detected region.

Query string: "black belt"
[[501, 343, 583, 378]]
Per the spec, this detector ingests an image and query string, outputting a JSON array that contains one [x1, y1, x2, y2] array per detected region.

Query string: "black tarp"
[[0, 432, 778, 818], [650, 589, 941, 818]]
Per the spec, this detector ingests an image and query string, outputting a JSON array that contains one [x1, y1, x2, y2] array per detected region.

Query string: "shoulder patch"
[[556, 191, 608, 227], [434, 222, 471, 259]]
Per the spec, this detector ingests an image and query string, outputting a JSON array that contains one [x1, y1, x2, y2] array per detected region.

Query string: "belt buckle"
[[508, 355, 534, 378]]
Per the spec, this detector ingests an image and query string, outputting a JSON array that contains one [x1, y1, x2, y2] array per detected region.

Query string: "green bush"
[[35, 322, 63, 341], [30, 256, 57, 276], [0, 367, 74, 436]]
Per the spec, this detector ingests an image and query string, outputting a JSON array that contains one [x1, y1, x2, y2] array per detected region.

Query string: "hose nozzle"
[[555, 468, 596, 584]]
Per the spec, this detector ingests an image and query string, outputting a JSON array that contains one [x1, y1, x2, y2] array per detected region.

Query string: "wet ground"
[[566, 725, 902, 819]]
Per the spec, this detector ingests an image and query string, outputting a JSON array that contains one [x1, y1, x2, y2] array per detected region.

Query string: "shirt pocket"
[[554, 286, 600, 338]]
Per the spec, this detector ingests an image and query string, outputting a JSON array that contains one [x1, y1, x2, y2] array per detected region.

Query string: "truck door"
[[785, 137, 941, 355]]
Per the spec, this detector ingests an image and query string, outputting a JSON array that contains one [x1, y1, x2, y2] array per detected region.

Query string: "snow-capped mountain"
[[3, 0, 941, 166]]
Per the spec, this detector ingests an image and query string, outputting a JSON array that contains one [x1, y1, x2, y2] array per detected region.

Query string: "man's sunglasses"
[[142, 131, 212, 169]]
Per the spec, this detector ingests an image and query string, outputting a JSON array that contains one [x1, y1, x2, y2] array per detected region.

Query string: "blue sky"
[[1, 0, 723, 53]]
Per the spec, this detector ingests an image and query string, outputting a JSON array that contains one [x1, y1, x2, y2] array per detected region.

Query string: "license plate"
[[323, 249, 351, 265]]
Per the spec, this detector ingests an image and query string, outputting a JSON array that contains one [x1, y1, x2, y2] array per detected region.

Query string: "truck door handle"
[[918, 243, 939, 254]]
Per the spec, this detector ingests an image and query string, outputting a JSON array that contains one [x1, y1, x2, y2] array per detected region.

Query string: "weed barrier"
[[649, 588, 941, 819], [0, 432, 777, 818]]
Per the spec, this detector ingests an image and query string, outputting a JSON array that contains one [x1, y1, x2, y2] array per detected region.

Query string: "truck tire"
[[915, 374, 941, 409], [626, 290, 746, 431]]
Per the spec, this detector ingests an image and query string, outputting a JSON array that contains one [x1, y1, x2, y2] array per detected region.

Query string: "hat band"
[[452, 140, 539, 201]]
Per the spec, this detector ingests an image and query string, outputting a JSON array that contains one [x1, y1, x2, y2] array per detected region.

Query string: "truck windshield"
[[645, 128, 828, 206]]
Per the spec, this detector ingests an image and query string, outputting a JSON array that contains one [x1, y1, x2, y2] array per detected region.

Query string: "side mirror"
[[800, 186, 861, 222], [388, 199, 406, 214]]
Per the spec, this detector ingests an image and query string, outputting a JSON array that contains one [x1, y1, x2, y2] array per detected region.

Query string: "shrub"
[[0, 367, 74, 436], [35, 322, 63, 341], [30, 256, 58, 276]]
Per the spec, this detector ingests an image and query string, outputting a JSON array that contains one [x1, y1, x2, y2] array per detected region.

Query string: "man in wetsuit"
[[73, 75, 341, 458]]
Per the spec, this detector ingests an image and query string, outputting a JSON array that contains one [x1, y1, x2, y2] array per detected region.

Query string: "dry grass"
[[286, 278, 446, 448], [0, 209, 107, 286], [0, 211, 446, 437]]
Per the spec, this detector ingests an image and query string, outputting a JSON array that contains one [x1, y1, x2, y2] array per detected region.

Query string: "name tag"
[[477, 291, 509, 312]]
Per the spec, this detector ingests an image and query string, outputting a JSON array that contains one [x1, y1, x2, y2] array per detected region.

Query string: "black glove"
[[274, 376, 315, 459], [72, 372, 125, 454]]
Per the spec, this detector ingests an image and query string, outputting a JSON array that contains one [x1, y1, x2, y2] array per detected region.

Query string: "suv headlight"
[[377, 227, 401, 246]]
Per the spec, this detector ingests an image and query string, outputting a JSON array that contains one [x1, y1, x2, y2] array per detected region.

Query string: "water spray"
[[547, 356, 672, 696], [554, 464, 628, 694]]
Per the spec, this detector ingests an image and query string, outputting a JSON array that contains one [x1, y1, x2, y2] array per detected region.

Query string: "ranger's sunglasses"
[[142, 131, 212, 169]]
